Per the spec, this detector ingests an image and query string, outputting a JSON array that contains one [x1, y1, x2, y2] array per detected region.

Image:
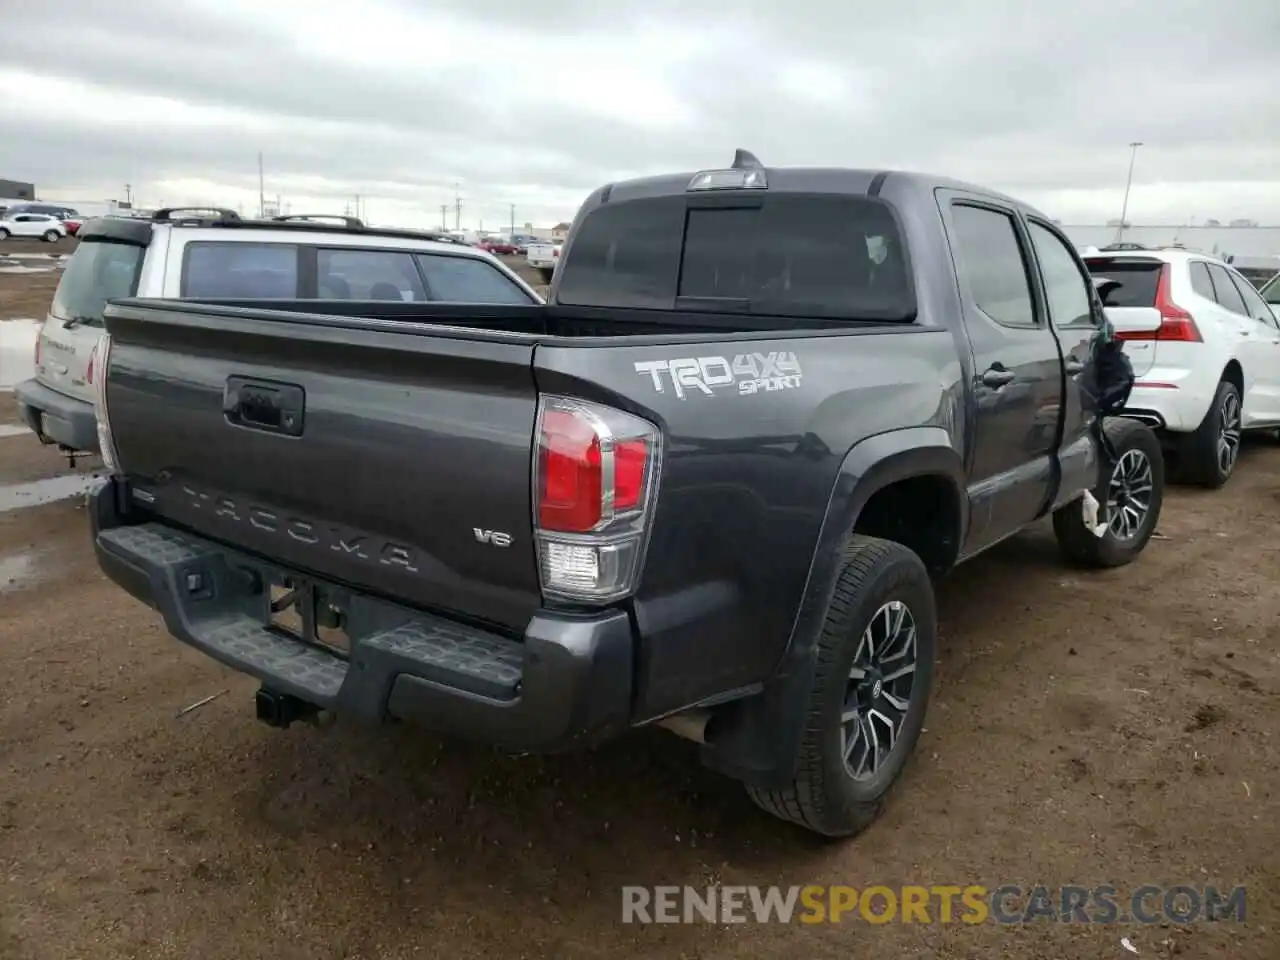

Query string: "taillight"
[[533, 396, 661, 602], [90, 333, 121, 474], [552, 247, 559, 257], [33, 325, 44, 369], [1114, 264, 1201, 343]]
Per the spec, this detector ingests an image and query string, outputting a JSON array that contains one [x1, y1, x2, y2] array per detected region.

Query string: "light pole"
[[1115, 141, 1143, 242]]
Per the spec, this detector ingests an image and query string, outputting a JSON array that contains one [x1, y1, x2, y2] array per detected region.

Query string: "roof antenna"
[[732, 149, 763, 170]]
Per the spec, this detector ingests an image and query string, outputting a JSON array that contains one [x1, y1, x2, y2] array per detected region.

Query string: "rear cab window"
[[49, 239, 146, 328], [555, 194, 915, 321]]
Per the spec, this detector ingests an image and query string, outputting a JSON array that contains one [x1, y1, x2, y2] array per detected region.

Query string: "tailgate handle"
[[224, 377, 305, 437]]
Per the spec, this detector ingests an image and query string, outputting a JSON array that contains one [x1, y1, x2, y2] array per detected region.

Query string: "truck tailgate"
[[102, 301, 542, 634]]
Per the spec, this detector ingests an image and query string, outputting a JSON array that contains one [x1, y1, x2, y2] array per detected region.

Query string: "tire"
[[43, 230, 60, 243], [746, 536, 936, 837], [1053, 417, 1164, 568], [1180, 378, 1242, 488], [0, 228, 9, 239]]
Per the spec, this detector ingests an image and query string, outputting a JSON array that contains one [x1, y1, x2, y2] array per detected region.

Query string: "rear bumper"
[[1125, 379, 1214, 434], [12, 378, 99, 451], [89, 479, 634, 751]]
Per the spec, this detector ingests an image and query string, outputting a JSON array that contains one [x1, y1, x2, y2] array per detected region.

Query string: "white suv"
[[1085, 249, 1280, 487], [13, 209, 541, 454]]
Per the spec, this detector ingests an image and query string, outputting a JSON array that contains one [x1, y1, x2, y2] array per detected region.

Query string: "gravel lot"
[[1, 263, 1277, 960]]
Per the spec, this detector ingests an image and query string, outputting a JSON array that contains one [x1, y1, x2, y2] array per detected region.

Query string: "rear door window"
[[949, 204, 1036, 327], [49, 239, 145, 328], [1206, 263, 1247, 316], [1083, 259, 1163, 307], [1027, 220, 1094, 327], [1189, 261, 1216, 300], [556, 195, 914, 321], [181, 242, 300, 298], [417, 254, 533, 303], [1229, 270, 1279, 327], [315, 248, 426, 300]]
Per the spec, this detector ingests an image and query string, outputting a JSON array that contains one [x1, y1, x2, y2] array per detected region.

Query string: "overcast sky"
[[2, 0, 1278, 229]]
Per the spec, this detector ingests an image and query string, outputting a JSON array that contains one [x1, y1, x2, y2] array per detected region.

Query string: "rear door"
[[1218, 265, 1280, 425], [1024, 218, 1101, 500], [939, 194, 1066, 553], [1082, 256, 1164, 376]]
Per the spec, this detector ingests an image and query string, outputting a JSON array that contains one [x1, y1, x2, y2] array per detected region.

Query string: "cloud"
[[2, 0, 1278, 226]]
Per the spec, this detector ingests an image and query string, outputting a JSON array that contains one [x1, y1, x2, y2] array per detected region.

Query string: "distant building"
[[551, 222, 572, 241], [0, 178, 36, 201]]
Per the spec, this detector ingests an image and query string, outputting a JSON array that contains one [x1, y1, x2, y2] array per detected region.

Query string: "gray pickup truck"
[[87, 152, 1163, 837]]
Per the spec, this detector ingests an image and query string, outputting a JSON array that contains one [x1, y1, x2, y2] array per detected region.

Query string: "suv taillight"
[[90, 334, 121, 474], [533, 396, 661, 603], [1114, 263, 1202, 343], [33, 325, 44, 369]]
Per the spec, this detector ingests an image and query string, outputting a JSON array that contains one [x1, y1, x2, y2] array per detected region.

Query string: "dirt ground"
[[1, 270, 1277, 960]]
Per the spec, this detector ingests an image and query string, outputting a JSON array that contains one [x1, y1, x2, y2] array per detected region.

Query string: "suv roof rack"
[[272, 213, 365, 228], [140, 207, 472, 246], [152, 206, 241, 224]]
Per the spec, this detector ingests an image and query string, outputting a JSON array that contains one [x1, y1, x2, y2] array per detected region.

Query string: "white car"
[[13, 208, 542, 454], [1085, 249, 1280, 487], [0, 212, 67, 242], [526, 240, 562, 283]]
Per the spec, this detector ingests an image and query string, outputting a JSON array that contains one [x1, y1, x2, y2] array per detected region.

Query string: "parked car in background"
[[13, 208, 541, 456], [526, 239, 561, 282], [510, 233, 540, 255], [0, 212, 68, 241], [1261, 270, 1280, 312], [6, 202, 81, 220], [479, 236, 519, 255], [1085, 249, 1280, 487]]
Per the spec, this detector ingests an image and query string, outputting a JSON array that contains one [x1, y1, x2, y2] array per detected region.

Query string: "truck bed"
[[177, 297, 883, 337], [99, 295, 951, 718]]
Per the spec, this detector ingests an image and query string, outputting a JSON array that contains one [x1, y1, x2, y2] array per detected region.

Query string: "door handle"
[[981, 366, 1016, 388], [1065, 358, 1085, 375]]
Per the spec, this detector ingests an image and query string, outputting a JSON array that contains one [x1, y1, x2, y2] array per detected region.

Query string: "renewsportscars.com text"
[[621, 884, 1246, 925]]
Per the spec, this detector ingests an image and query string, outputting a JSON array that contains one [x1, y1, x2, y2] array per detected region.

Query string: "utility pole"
[[1115, 141, 1143, 242], [454, 182, 462, 232], [509, 203, 515, 238], [440, 204, 448, 231], [257, 152, 265, 219], [124, 183, 133, 208]]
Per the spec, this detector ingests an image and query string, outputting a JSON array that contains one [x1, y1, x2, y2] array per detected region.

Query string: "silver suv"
[[13, 209, 541, 453]]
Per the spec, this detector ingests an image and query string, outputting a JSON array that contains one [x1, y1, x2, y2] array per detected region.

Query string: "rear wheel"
[[0, 228, 10, 239], [746, 536, 935, 837], [1053, 417, 1164, 567], [43, 230, 60, 242], [1181, 379, 1241, 487]]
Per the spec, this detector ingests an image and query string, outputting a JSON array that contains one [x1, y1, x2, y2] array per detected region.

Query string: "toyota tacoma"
[[87, 151, 1163, 837]]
